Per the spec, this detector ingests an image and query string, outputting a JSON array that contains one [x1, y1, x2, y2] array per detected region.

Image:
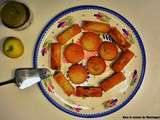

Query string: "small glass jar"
[[0, 1, 33, 30]]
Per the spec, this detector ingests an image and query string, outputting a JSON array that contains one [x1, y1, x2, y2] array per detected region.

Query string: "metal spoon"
[[0, 68, 52, 89]]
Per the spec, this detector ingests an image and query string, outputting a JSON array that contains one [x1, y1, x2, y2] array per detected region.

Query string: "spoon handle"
[[0, 79, 15, 86]]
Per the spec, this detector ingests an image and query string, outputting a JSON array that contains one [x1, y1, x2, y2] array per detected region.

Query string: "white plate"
[[33, 5, 146, 118]]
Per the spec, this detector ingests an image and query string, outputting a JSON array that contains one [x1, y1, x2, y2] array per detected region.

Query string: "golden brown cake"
[[100, 72, 126, 92], [108, 27, 131, 51], [64, 43, 84, 63], [76, 86, 102, 97], [80, 32, 102, 51], [68, 64, 88, 84], [57, 24, 81, 45], [98, 41, 118, 61], [87, 56, 106, 75], [82, 21, 110, 33], [112, 49, 134, 72], [51, 43, 61, 69], [54, 72, 75, 96]]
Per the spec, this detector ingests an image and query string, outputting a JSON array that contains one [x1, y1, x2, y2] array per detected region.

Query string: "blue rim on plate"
[[33, 5, 146, 118]]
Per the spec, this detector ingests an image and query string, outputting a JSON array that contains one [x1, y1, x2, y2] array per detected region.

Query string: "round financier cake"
[[64, 43, 84, 63], [68, 64, 88, 84], [80, 32, 102, 51], [87, 56, 106, 75], [98, 41, 118, 61]]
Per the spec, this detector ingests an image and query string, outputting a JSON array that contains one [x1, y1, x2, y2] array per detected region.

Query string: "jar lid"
[[0, 1, 30, 28]]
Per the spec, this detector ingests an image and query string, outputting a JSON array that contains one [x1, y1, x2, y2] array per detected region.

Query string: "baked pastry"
[[76, 86, 102, 97], [98, 41, 118, 61], [51, 43, 61, 69], [108, 27, 131, 51], [100, 72, 125, 92], [54, 72, 75, 96], [112, 49, 134, 72], [68, 64, 88, 84], [80, 32, 102, 51], [57, 24, 81, 45], [87, 56, 106, 75], [82, 21, 110, 33], [64, 43, 84, 63]]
